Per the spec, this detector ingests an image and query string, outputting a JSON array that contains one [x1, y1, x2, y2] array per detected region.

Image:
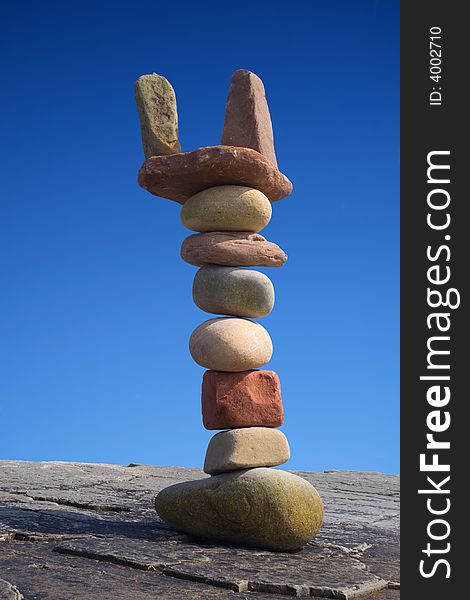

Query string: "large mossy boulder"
[[155, 467, 324, 551]]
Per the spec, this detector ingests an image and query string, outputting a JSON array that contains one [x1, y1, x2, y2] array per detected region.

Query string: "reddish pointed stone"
[[221, 70, 277, 167]]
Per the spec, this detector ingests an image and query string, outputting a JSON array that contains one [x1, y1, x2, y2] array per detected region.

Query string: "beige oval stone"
[[180, 186, 272, 233], [189, 318, 272, 372], [155, 467, 324, 551], [204, 427, 290, 475]]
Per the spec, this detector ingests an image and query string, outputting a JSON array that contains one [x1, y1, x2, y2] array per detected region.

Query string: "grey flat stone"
[[0, 461, 399, 599], [0, 541, 255, 600], [54, 536, 387, 597], [297, 470, 400, 531]]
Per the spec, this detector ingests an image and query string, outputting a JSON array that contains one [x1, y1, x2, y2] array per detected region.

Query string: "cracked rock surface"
[[0, 461, 399, 599]]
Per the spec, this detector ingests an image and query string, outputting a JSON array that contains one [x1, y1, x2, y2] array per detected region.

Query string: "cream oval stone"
[[155, 467, 324, 551], [180, 185, 272, 233], [204, 427, 290, 475], [189, 318, 272, 372], [193, 266, 274, 318]]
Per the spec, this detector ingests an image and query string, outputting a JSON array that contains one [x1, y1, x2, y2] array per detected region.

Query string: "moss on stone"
[[155, 467, 324, 551]]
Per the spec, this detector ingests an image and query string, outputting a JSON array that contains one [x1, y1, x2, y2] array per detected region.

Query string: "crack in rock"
[[54, 545, 166, 572], [322, 542, 374, 556], [10, 532, 93, 543], [5, 491, 130, 513], [54, 537, 389, 599], [162, 567, 251, 593], [0, 578, 24, 600]]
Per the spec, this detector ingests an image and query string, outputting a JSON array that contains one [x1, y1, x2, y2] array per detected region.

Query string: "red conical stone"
[[221, 70, 278, 167]]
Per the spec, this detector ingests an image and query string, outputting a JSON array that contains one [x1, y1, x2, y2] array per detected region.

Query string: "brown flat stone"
[[221, 70, 277, 167], [181, 232, 288, 268], [202, 369, 284, 430], [137, 145, 292, 203]]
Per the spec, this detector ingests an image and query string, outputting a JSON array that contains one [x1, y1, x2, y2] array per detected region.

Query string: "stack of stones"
[[135, 70, 324, 551]]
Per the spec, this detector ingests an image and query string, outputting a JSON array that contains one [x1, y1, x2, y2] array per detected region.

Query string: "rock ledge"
[[0, 461, 399, 599]]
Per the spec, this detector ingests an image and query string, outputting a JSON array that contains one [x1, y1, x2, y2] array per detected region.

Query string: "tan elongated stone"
[[138, 146, 292, 203], [181, 232, 288, 268], [134, 74, 181, 158], [155, 467, 324, 551], [181, 186, 272, 233], [189, 318, 272, 372], [221, 70, 277, 167], [193, 266, 274, 318], [204, 428, 290, 475]]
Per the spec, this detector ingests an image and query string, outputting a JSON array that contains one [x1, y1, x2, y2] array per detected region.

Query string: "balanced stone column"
[[135, 69, 324, 551], [183, 183, 291, 482]]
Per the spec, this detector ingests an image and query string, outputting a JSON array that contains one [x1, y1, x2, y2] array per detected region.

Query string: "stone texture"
[[181, 186, 272, 233], [0, 461, 400, 598], [54, 537, 390, 598], [204, 428, 290, 475], [138, 146, 292, 203], [155, 468, 323, 551], [193, 266, 274, 318], [202, 369, 284, 430], [221, 70, 277, 167], [0, 541, 236, 600], [0, 578, 22, 600], [189, 318, 273, 372], [181, 232, 288, 268], [134, 74, 181, 158]]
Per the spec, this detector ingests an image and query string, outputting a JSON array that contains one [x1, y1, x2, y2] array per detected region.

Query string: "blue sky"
[[0, 1, 399, 472]]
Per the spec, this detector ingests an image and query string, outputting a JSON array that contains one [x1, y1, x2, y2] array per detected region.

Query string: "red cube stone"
[[201, 369, 284, 430]]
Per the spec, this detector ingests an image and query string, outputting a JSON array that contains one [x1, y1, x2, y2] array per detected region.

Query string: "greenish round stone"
[[193, 265, 274, 318]]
